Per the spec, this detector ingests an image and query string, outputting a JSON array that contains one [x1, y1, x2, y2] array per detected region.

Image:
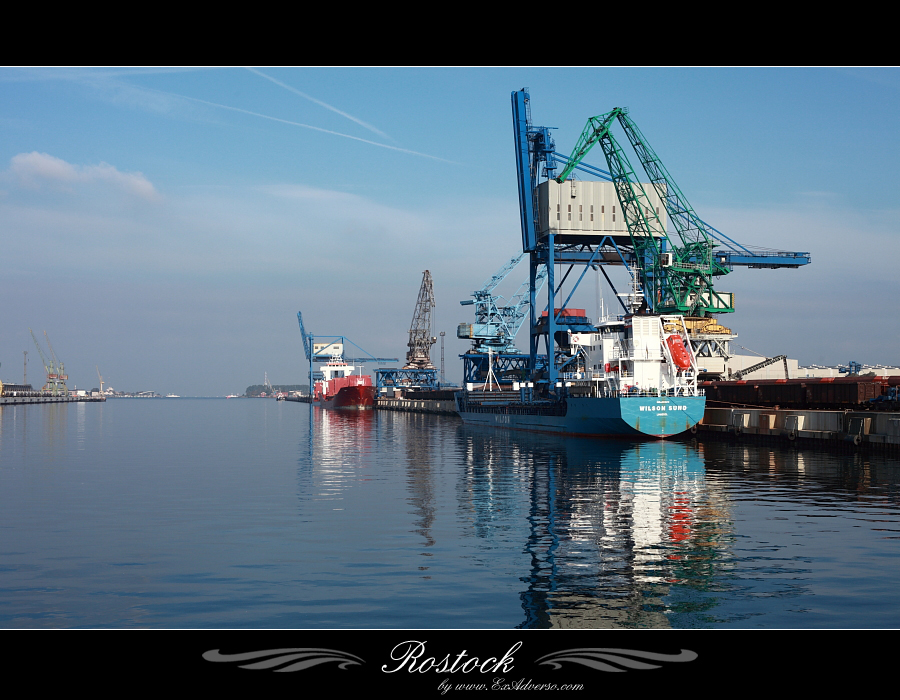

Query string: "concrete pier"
[[698, 406, 900, 449], [0, 394, 106, 405]]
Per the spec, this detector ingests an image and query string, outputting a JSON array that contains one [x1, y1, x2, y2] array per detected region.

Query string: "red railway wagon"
[[702, 376, 886, 409]]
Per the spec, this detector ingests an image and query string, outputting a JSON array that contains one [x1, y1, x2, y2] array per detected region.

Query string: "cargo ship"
[[297, 312, 398, 410], [312, 359, 376, 410], [456, 310, 705, 439]]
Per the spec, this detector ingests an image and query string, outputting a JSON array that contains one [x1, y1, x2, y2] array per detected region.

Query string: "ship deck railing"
[[611, 387, 704, 398], [458, 387, 703, 414], [559, 373, 702, 397]]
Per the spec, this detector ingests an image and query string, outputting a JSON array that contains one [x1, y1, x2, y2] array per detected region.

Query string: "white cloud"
[[693, 197, 900, 365], [10, 151, 77, 185], [84, 161, 158, 199], [7, 152, 158, 200]]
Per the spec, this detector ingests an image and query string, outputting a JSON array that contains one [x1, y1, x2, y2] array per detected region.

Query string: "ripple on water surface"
[[0, 400, 899, 628]]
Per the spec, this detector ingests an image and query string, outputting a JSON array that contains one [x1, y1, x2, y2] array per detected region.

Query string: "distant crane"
[[29, 329, 68, 395], [371, 273, 440, 391], [404, 270, 437, 370], [839, 361, 862, 375], [96, 366, 105, 394], [43, 332, 68, 389], [297, 312, 398, 365]]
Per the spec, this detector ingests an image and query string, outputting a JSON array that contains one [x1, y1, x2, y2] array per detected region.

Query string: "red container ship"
[[297, 311, 398, 410], [313, 360, 376, 409]]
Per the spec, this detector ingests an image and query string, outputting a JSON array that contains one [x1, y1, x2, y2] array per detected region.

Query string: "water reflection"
[[0, 403, 72, 461], [4, 399, 900, 628], [303, 406, 377, 507], [399, 413, 439, 552], [456, 428, 735, 628], [698, 440, 900, 509], [294, 407, 900, 628]]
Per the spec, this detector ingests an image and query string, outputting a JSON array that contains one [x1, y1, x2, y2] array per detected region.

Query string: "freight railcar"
[[702, 376, 893, 410]]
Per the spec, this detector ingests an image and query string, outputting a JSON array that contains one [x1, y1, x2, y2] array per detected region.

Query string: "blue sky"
[[2, 67, 898, 395]]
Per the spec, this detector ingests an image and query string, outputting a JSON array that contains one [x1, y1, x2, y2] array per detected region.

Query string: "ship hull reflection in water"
[[457, 427, 726, 629], [4, 401, 899, 628]]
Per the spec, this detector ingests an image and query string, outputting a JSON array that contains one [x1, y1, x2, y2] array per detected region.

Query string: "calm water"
[[1, 398, 899, 629]]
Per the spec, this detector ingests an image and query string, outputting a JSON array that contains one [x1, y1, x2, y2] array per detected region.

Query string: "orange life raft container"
[[666, 334, 692, 370]]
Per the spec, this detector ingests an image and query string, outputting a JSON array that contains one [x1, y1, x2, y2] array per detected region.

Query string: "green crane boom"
[[615, 111, 733, 315], [555, 108, 735, 316], [29, 329, 53, 383]]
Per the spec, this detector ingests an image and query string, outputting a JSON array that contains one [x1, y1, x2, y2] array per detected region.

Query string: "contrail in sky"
[[159, 90, 457, 164], [245, 67, 391, 141]]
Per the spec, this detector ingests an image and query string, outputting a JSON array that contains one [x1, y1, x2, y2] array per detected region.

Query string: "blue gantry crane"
[[510, 89, 811, 393], [457, 253, 548, 354], [457, 253, 550, 384]]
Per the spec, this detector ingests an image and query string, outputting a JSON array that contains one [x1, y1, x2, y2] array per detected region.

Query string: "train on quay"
[[702, 375, 900, 410]]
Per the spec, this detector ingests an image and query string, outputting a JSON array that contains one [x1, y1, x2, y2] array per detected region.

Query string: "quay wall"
[[0, 395, 106, 405], [699, 406, 900, 448]]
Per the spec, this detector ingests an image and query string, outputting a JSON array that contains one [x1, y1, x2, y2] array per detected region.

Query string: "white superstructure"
[[562, 314, 700, 399]]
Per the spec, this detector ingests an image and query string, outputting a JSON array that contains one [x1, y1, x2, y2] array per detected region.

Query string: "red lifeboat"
[[666, 334, 692, 370]]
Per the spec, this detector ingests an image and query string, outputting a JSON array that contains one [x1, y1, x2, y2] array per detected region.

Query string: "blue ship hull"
[[456, 395, 706, 439]]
